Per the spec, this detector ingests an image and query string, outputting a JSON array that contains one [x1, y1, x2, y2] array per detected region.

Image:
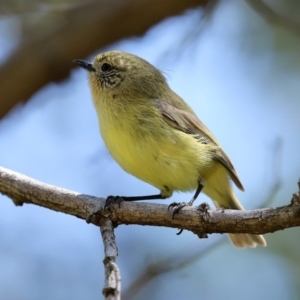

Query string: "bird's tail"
[[213, 191, 266, 248]]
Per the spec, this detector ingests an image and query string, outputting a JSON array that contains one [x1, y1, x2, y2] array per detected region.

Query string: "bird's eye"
[[101, 63, 113, 72]]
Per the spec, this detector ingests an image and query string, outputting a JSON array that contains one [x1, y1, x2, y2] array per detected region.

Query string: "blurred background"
[[1, 0, 300, 299]]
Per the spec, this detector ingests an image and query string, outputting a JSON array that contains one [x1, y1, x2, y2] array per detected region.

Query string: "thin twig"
[[247, 0, 300, 37], [260, 137, 283, 208], [123, 140, 284, 299], [0, 0, 209, 120], [99, 217, 121, 300], [123, 238, 225, 299], [0, 165, 300, 236]]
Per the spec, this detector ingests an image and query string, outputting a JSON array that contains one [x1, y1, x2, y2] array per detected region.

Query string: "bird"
[[74, 51, 266, 248]]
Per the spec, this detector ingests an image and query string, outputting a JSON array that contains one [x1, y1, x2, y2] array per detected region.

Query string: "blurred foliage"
[[0, 0, 83, 42], [1, 0, 300, 299]]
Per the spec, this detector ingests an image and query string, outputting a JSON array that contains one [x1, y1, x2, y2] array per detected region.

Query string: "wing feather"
[[155, 100, 244, 191]]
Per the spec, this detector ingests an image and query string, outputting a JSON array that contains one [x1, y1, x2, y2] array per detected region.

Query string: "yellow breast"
[[94, 98, 213, 196]]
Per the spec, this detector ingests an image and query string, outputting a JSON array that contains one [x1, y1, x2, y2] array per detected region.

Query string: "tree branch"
[[123, 238, 225, 299], [1, 166, 300, 236], [246, 0, 300, 37], [100, 217, 121, 300], [0, 0, 210, 120]]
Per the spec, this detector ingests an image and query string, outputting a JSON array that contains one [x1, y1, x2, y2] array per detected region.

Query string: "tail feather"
[[228, 233, 266, 248], [203, 165, 266, 248], [213, 193, 267, 248]]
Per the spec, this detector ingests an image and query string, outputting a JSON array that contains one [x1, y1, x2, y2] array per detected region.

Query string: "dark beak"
[[73, 59, 95, 72]]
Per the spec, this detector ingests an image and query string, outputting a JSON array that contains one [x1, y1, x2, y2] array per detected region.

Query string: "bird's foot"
[[85, 196, 123, 224], [168, 202, 192, 219], [168, 202, 192, 235], [105, 195, 124, 209]]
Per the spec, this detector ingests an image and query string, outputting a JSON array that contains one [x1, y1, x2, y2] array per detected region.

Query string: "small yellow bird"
[[74, 51, 266, 248]]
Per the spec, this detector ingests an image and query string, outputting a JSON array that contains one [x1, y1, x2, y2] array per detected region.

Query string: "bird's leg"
[[105, 193, 166, 208], [123, 194, 166, 201], [168, 182, 204, 235], [168, 182, 204, 219]]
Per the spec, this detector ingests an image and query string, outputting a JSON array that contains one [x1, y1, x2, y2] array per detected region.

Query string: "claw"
[[85, 196, 123, 224], [86, 214, 93, 224], [105, 196, 124, 209], [168, 187, 204, 235], [168, 202, 190, 219], [176, 229, 184, 235], [168, 202, 187, 235]]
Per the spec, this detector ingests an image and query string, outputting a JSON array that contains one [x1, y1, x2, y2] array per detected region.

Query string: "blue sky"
[[1, 2, 300, 299]]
